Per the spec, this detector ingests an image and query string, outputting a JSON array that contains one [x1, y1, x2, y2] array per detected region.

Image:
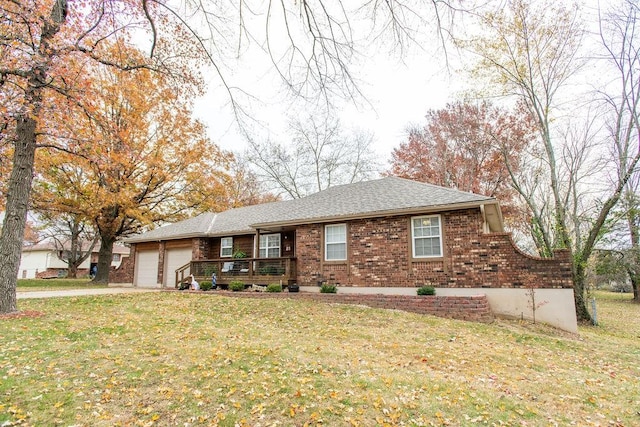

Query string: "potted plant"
[[232, 249, 247, 258]]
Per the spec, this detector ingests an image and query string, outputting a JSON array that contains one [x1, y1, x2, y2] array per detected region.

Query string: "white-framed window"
[[220, 237, 233, 257], [259, 234, 281, 258], [411, 215, 443, 258], [325, 224, 347, 261], [112, 253, 121, 262]]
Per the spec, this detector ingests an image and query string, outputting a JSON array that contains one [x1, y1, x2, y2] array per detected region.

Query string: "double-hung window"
[[325, 224, 347, 261], [411, 215, 443, 258], [220, 237, 233, 257], [259, 234, 281, 258]]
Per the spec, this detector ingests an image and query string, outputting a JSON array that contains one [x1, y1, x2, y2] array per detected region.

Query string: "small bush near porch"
[[1, 292, 638, 425]]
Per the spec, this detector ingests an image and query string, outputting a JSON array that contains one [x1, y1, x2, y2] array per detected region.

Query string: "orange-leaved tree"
[[387, 101, 534, 217], [0, 0, 208, 312], [33, 44, 230, 284]]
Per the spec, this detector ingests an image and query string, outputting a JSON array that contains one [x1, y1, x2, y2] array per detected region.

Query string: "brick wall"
[[35, 268, 90, 278], [295, 209, 573, 289], [110, 245, 135, 283], [193, 291, 494, 324], [193, 238, 209, 260]]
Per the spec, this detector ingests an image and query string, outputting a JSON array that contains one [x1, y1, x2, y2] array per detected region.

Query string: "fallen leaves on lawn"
[[0, 310, 45, 321], [0, 292, 638, 426]]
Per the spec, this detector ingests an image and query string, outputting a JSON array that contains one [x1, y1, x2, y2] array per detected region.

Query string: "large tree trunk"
[[94, 232, 115, 284], [571, 250, 593, 324], [0, 117, 37, 314], [630, 272, 640, 303], [67, 222, 81, 279], [0, 0, 67, 314], [573, 263, 593, 323]]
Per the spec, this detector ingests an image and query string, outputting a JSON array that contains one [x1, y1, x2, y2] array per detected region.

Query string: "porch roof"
[[125, 177, 502, 243]]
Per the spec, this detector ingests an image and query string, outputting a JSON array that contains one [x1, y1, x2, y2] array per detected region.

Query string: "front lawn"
[[1, 291, 638, 426], [16, 278, 107, 291]]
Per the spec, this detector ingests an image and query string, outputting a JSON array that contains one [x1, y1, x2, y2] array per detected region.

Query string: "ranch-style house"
[[116, 177, 577, 332]]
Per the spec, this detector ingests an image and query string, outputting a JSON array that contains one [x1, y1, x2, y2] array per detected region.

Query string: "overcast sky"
[[190, 4, 465, 168], [190, 0, 607, 169], [194, 53, 459, 165]]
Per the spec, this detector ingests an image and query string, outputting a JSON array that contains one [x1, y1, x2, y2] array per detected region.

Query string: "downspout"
[[480, 204, 490, 234]]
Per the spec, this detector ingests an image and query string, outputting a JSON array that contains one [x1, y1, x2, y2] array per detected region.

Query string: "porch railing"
[[176, 257, 297, 288]]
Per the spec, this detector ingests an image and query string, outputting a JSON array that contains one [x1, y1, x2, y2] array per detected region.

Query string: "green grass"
[[16, 278, 107, 291], [1, 291, 639, 426]]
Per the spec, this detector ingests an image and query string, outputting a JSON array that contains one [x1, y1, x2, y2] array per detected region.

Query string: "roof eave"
[[251, 200, 500, 230], [124, 232, 204, 244], [124, 229, 257, 243]]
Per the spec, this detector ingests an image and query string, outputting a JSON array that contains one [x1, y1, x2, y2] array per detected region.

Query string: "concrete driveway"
[[17, 287, 159, 299]]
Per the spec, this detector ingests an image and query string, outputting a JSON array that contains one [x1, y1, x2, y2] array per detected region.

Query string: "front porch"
[[176, 257, 297, 288]]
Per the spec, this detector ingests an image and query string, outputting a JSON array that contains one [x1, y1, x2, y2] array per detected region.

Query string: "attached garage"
[[134, 250, 159, 288], [164, 246, 193, 288]]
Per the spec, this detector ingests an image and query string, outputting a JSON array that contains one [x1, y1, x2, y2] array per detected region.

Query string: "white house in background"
[[18, 242, 130, 279]]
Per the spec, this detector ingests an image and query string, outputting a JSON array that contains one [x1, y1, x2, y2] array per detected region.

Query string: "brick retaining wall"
[[189, 291, 494, 324]]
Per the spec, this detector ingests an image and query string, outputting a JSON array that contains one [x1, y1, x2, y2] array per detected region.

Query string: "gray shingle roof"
[[125, 177, 498, 243]]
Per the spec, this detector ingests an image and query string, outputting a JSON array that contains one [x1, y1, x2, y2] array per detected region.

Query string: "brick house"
[[119, 177, 577, 332]]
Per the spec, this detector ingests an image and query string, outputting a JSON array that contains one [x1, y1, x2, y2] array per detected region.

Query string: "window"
[[411, 215, 443, 258], [259, 234, 281, 258], [220, 237, 233, 257], [112, 253, 121, 262], [325, 224, 347, 261]]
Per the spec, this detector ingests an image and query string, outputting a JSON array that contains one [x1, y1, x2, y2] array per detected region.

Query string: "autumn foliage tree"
[[388, 101, 533, 214], [0, 0, 203, 312], [33, 47, 229, 284], [220, 157, 280, 208]]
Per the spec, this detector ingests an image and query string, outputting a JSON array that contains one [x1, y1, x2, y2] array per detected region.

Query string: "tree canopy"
[[388, 101, 534, 216], [246, 114, 380, 198], [32, 44, 230, 283]]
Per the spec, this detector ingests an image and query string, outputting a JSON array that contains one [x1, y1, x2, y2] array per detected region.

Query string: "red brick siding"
[[36, 268, 90, 278], [295, 209, 572, 289], [110, 245, 135, 283], [192, 238, 209, 260], [195, 291, 494, 324]]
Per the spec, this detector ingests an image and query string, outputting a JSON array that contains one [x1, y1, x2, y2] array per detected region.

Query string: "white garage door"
[[164, 247, 193, 288], [135, 250, 159, 288]]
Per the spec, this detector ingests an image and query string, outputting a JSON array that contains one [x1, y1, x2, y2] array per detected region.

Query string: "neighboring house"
[[19, 242, 130, 279], [121, 177, 577, 332]]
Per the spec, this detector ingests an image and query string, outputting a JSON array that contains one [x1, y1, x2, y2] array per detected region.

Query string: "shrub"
[[200, 281, 213, 291], [417, 285, 436, 296], [320, 284, 337, 293], [266, 283, 283, 293], [229, 280, 245, 292]]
